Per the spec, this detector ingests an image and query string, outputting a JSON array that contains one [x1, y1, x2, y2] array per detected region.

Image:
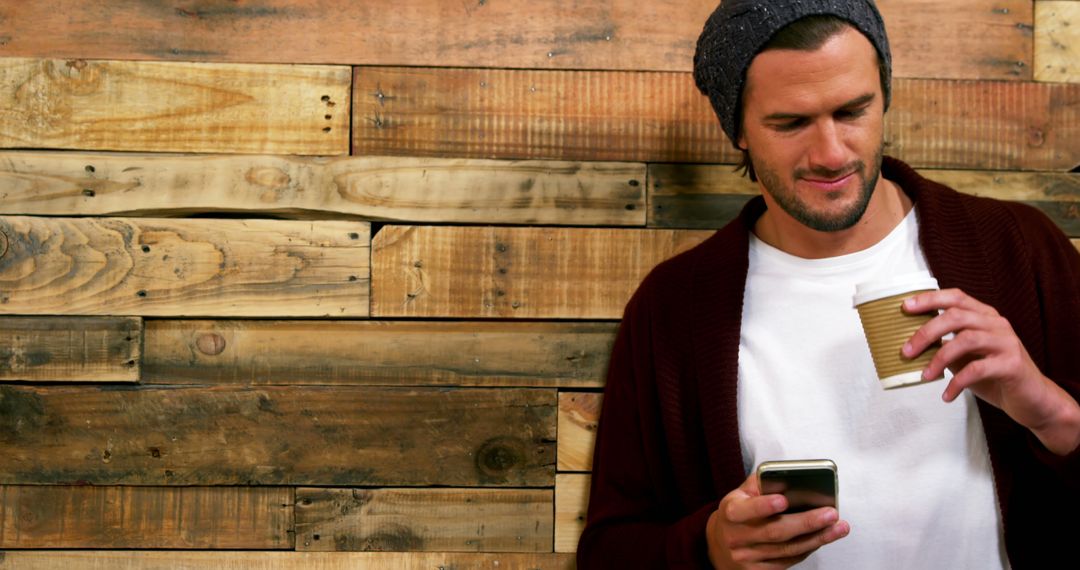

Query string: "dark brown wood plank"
[[0, 0, 1030, 80], [0, 551, 575, 569], [371, 226, 713, 319], [295, 488, 552, 552], [0, 151, 645, 226], [649, 165, 1080, 236], [0, 485, 292, 549], [0, 385, 554, 487], [355, 68, 1079, 171], [0, 216, 369, 317], [143, 320, 616, 388], [0, 59, 349, 155], [0, 317, 140, 382]]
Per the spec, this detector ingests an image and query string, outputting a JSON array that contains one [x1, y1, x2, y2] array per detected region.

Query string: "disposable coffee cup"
[[853, 271, 944, 389]]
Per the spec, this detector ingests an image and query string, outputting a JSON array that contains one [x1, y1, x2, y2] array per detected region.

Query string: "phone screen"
[[759, 467, 837, 514]]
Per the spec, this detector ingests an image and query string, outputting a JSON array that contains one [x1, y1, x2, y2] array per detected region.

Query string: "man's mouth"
[[799, 170, 856, 191]]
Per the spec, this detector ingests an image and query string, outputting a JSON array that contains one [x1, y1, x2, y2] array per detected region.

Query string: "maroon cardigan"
[[578, 157, 1080, 569]]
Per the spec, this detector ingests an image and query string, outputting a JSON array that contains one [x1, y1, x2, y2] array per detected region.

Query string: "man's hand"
[[706, 473, 849, 569], [903, 288, 1080, 455]]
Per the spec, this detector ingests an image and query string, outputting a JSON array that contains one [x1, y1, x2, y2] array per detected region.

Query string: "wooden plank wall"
[[0, 1, 1076, 568]]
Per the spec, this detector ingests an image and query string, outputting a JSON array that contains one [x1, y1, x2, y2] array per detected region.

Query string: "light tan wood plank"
[[0, 385, 554, 487], [0, 551, 575, 570], [355, 68, 1079, 170], [1073, 238, 1080, 252], [0, 316, 140, 382], [648, 165, 1080, 236], [555, 473, 590, 554], [0, 216, 369, 317], [0, 58, 349, 155], [295, 488, 552, 552], [0, 485, 291, 549], [143, 320, 616, 388], [0, 151, 645, 226], [0, 0, 1030, 80], [371, 226, 712, 319], [1036, 2, 1080, 82], [558, 393, 602, 472]]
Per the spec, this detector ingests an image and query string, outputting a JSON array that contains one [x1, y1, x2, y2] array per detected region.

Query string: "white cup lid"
[[853, 271, 939, 306]]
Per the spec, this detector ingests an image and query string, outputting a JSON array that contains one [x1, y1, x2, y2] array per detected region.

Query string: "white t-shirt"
[[737, 209, 1007, 568]]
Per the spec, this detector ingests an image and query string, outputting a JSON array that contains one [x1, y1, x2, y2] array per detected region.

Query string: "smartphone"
[[756, 459, 838, 514]]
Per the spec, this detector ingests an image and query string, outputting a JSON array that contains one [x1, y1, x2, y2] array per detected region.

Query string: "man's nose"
[[808, 120, 848, 173]]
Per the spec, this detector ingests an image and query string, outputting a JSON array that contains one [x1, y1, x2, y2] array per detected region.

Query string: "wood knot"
[[475, 436, 525, 479], [195, 333, 227, 356]]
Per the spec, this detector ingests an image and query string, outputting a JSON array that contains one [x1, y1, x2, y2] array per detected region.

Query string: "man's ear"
[[737, 132, 748, 150]]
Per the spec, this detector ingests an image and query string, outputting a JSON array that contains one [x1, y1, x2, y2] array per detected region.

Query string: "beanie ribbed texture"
[[693, 0, 892, 147]]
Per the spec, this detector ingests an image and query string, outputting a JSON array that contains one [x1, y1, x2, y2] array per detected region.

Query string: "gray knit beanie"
[[693, 0, 892, 147]]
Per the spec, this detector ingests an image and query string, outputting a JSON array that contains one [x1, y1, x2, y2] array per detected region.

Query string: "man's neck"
[[753, 177, 913, 259]]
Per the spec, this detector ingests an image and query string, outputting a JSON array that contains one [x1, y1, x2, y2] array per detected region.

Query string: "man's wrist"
[[1030, 380, 1080, 456]]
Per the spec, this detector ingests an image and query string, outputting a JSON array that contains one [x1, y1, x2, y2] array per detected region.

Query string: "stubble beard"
[[753, 142, 884, 232]]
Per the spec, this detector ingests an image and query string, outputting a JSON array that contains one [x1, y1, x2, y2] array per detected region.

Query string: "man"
[[577, 1, 1080, 568]]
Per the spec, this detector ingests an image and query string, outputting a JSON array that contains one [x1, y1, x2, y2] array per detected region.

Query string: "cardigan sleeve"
[[576, 285, 717, 569], [1014, 205, 1080, 478]]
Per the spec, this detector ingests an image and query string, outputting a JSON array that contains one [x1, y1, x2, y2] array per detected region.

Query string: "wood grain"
[[371, 226, 713, 319], [649, 165, 1080, 236], [1036, 2, 1080, 82], [0, 485, 291, 549], [0, 58, 349, 155], [354, 66, 735, 164], [0, 0, 1031, 80], [558, 393, 602, 473], [0, 551, 575, 570], [0, 316, 140, 382], [0, 216, 369, 317], [555, 473, 590, 554], [143, 320, 616, 388], [355, 68, 1079, 170], [0, 385, 555, 487], [0, 151, 645, 226], [295, 488, 553, 552]]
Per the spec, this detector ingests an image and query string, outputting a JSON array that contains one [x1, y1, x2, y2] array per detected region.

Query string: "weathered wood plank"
[[354, 66, 735, 164], [1036, 2, 1080, 82], [555, 474, 590, 554], [371, 226, 712, 319], [295, 488, 553, 552], [355, 69, 1079, 171], [648, 165, 1080, 236], [0, 485, 291, 549], [558, 393, 602, 473], [886, 79, 1080, 171], [0, 151, 645, 226], [0, 551, 575, 570], [1073, 238, 1080, 253], [0, 0, 1030, 80], [0, 385, 554, 487], [0, 216, 369, 317], [0, 58, 349, 155], [143, 320, 616, 388], [0, 316, 140, 382]]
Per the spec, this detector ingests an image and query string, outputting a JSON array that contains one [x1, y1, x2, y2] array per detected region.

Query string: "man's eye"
[[837, 108, 868, 120], [775, 119, 806, 131]]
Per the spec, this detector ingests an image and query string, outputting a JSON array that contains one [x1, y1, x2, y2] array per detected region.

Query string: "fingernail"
[[821, 509, 838, 524], [902, 342, 912, 356], [903, 298, 915, 310], [772, 497, 785, 511]]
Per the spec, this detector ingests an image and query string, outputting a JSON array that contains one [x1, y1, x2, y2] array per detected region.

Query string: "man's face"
[[738, 26, 886, 233]]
